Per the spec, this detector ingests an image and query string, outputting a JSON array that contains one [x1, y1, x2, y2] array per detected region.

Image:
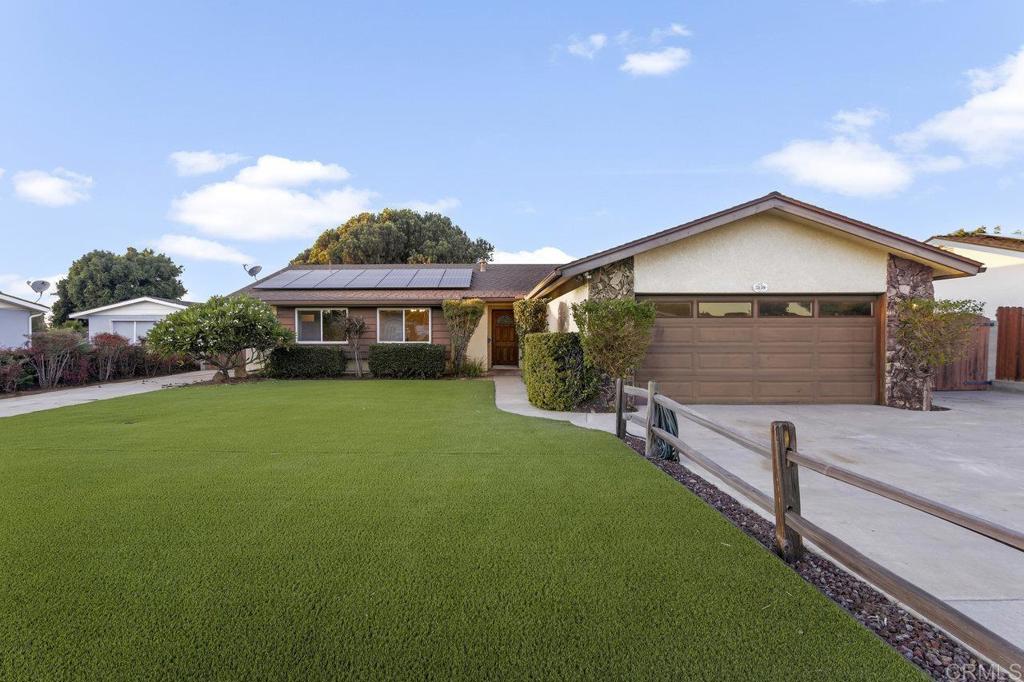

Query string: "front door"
[[490, 309, 518, 366]]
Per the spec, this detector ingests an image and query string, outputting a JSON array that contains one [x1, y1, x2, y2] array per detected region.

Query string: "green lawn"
[[0, 380, 921, 680]]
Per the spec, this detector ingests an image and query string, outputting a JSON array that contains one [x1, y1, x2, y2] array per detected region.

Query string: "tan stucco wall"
[[546, 282, 588, 332], [633, 213, 889, 294], [466, 306, 490, 365]]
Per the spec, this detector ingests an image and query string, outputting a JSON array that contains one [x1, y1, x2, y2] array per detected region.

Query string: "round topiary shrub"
[[521, 332, 598, 411]]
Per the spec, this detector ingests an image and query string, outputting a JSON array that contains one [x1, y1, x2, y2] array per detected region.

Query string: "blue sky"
[[2, 1, 1023, 302]]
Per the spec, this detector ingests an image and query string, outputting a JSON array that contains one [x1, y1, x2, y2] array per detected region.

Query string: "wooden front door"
[[490, 309, 518, 366]]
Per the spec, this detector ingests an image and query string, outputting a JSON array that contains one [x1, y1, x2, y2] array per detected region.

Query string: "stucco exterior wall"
[[633, 213, 889, 294], [546, 282, 588, 332], [0, 308, 32, 347], [466, 306, 490, 366], [930, 241, 1024, 318]]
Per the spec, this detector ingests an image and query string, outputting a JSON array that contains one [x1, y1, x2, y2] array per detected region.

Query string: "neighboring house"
[[0, 292, 49, 348], [925, 233, 1024, 318], [240, 192, 982, 408], [69, 297, 193, 342], [236, 263, 555, 370]]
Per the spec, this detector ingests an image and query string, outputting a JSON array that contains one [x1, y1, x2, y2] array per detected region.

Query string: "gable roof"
[[235, 263, 556, 305], [927, 233, 1024, 255], [0, 291, 50, 313], [529, 192, 984, 298], [69, 296, 194, 318]]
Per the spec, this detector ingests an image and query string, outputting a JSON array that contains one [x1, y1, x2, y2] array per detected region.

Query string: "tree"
[[343, 314, 368, 378], [893, 298, 983, 411], [571, 299, 657, 380], [52, 248, 186, 325], [292, 209, 494, 265], [512, 298, 548, 343], [146, 295, 292, 382], [442, 299, 485, 375]]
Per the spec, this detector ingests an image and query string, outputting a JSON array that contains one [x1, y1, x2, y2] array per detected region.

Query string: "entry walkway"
[[492, 375, 644, 436], [0, 370, 217, 418]]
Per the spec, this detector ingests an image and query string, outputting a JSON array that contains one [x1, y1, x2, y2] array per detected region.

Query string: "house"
[[240, 192, 982, 408], [925, 233, 1024, 318], [0, 292, 49, 347], [236, 263, 554, 369], [70, 297, 194, 342]]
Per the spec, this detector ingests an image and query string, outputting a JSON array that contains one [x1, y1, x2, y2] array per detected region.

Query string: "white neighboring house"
[[70, 297, 193, 342], [926, 234, 1024, 318], [0, 292, 49, 348]]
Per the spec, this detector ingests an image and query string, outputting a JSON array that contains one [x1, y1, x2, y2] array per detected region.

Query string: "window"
[[295, 308, 349, 343], [758, 300, 813, 318], [111, 320, 154, 343], [378, 308, 431, 343], [698, 301, 752, 318], [653, 301, 693, 318], [819, 300, 873, 317]]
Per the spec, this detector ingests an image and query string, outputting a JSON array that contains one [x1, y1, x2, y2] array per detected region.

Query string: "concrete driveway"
[[672, 391, 1024, 649], [0, 370, 217, 418]]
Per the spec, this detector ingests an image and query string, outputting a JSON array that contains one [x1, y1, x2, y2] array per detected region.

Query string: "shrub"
[[0, 349, 32, 393], [442, 299, 485, 376], [265, 346, 348, 378], [91, 333, 132, 381], [571, 299, 657, 379], [24, 329, 87, 389], [368, 344, 446, 379], [513, 299, 548, 358], [457, 357, 486, 378], [521, 332, 597, 411], [147, 295, 292, 381]]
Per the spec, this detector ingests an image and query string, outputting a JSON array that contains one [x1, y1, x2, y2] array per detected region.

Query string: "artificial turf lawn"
[[0, 380, 923, 680]]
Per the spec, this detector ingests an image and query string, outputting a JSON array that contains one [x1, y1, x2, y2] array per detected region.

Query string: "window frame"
[[697, 300, 754, 319], [110, 319, 154, 344], [756, 299, 815, 318], [376, 307, 432, 344], [294, 307, 350, 344], [817, 298, 875, 318]]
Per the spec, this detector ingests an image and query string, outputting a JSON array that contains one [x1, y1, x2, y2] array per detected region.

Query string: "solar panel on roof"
[[439, 269, 473, 288], [378, 269, 416, 288], [281, 270, 336, 289], [253, 267, 474, 289], [346, 270, 389, 288], [253, 269, 308, 289], [318, 269, 365, 288], [408, 269, 443, 287]]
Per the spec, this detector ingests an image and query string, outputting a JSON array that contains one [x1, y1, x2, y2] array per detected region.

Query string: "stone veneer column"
[[588, 258, 635, 301], [884, 255, 935, 410]]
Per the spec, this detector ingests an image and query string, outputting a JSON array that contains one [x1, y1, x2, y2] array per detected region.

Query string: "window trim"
[[294, 307, 350, 344], [109, 319, 156, 344], [376, 307, 432, 344]]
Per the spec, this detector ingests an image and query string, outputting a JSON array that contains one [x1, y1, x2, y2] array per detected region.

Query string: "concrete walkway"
[[0, 370, 217, 418], [492, 375, 645, 436]]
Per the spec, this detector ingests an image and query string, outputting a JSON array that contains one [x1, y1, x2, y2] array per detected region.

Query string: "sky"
[[1, 1, 1023, 303]]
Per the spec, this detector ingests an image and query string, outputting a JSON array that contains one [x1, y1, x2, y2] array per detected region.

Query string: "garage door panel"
[[639, 295, 879, 404]]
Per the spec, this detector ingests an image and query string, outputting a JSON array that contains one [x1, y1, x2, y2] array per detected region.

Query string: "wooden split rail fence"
[[613, 378, 1024, 672]]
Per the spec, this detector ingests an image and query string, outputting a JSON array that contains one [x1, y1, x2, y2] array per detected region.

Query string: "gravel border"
[[623, 435, 990, 681]]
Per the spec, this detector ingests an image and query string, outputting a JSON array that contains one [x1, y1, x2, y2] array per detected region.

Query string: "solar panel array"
[[254, 268, 475, 290]]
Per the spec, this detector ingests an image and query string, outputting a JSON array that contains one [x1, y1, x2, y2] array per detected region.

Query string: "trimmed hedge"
[[521, 332, 597, 411], [368, 344, 446, 379], [266, 346, 347, 378]]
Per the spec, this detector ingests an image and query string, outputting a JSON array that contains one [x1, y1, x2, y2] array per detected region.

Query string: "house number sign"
[[752, 282, 769, 293]]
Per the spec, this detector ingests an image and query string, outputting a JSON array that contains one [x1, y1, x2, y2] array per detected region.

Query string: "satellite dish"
[[27, 280, 50, 302], [243, 264, 263, 279]]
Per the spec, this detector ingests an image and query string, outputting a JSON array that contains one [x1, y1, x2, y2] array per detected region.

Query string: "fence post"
[[770, 421, 803, 562], [614, 378, 625, 439], [644, 380, 658, 456]]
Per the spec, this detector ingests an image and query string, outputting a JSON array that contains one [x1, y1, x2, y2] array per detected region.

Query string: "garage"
[[636, 295, 880, 404]]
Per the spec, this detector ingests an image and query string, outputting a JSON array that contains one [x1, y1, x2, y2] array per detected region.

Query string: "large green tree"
[[52, 248, 187, 325], [292, 209, 494, 265]]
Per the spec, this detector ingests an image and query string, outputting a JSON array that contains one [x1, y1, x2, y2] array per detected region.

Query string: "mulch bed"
[[623, 435, 990, 681]]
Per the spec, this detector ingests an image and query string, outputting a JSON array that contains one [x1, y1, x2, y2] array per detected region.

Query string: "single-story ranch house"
[[0, 291, 49, 347], [70, 296, 195, 342], [238, 193, 983, 409]]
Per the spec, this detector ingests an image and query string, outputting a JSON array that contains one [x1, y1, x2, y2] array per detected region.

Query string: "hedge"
[[265, 346, 347, 378], [521, 332, 597, 411], [368, 344, 446, 379]]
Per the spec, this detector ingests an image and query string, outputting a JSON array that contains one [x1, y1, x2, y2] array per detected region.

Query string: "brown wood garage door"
[[636, 296, 880, 404]]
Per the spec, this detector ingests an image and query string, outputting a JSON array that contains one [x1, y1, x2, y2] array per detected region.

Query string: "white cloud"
[[169, 150, 246, 176], [0, 168, 5, 180], [650, 23, 691, 43], [830, 107, 886, 135], [567, 33, 607, 59], [491, 246, 576, 264], [913, 154, 964, 173], [400, 197, 461, 213], [613, 30, 633, 46], [153, 234, 253, 264], [12, 168, 93, 206], [0, 272, 66, 302], [170, 155, 374, 241], [760, 137, 913, 197], [897, 46, 1024, 163], [620, 47, 691, 76], [235, 155, 351, 187]]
